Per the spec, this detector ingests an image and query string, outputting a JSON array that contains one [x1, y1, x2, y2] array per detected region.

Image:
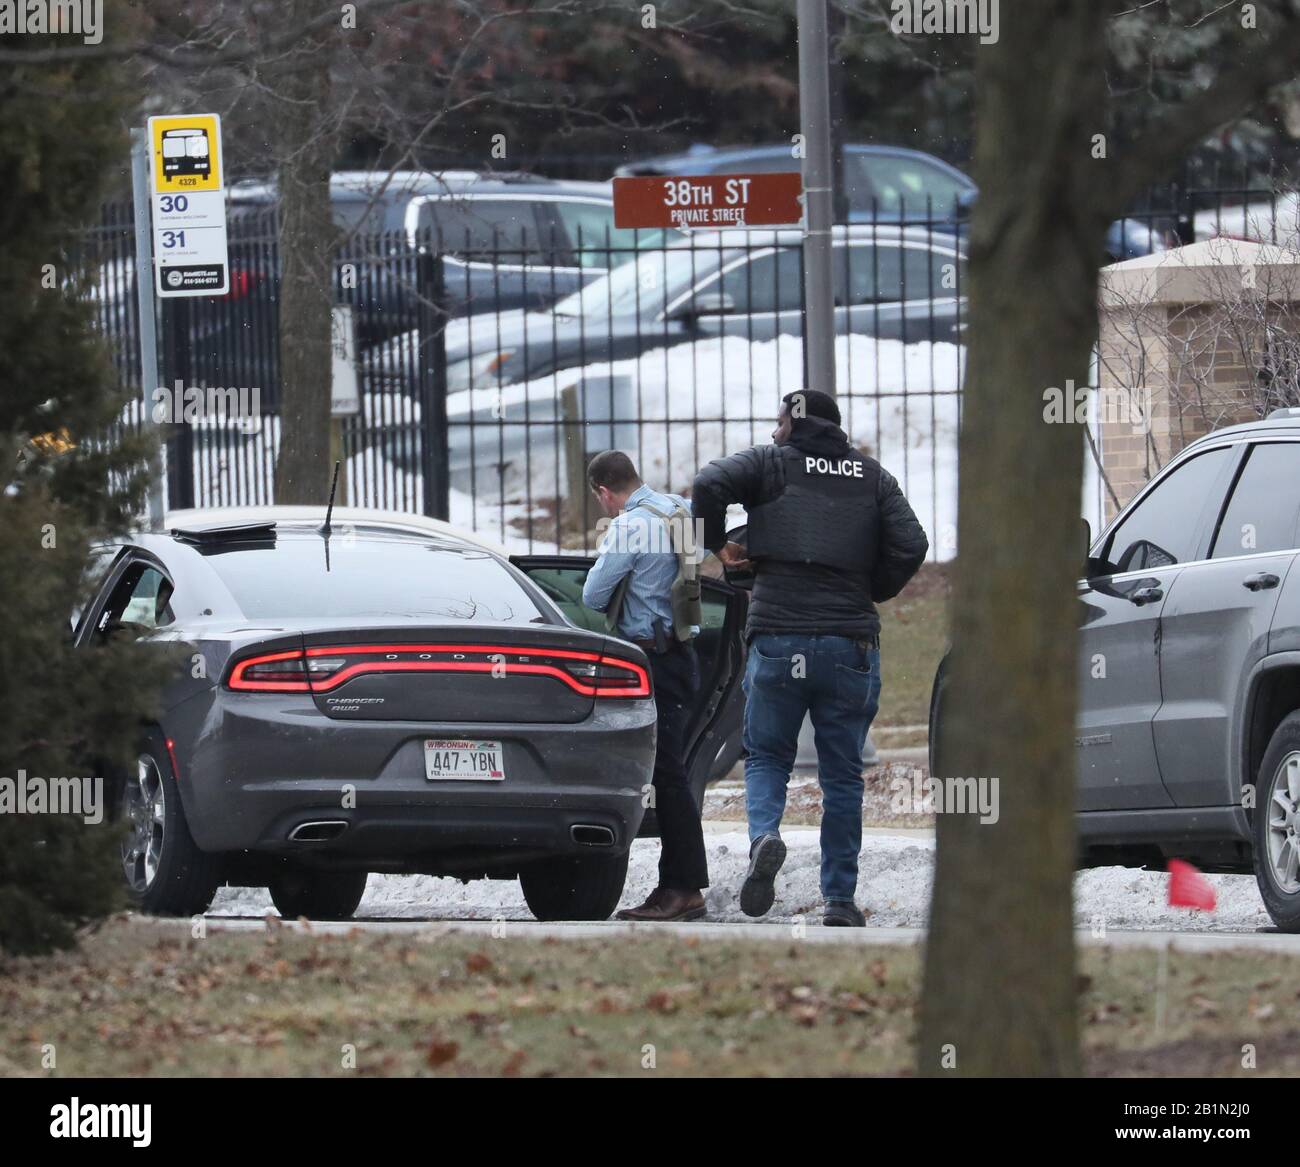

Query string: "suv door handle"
[[1130, 586, 1163, 606], [1243, 572, 1281, 591]]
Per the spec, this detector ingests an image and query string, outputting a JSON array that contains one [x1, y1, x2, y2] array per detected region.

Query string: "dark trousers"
[[649, 641, 709, 891]]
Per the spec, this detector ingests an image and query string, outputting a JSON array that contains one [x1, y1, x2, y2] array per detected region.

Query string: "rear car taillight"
[[225, 644, 651, 698], [562, 657, 650, 696], [227, 649, 311, 692]]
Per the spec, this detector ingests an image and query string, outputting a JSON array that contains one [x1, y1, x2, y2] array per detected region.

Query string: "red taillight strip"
[[227, 649, 311, 692], [309, 658, 648, 697], [227, 644, 649, 698]]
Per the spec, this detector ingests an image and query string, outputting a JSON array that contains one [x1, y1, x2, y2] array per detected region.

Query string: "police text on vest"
[[805, 456, 863, 477]]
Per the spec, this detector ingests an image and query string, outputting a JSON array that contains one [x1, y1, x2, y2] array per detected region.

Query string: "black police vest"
[[746, 445, 875, 574]]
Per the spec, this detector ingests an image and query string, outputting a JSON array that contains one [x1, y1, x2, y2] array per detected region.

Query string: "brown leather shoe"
[[616, 887, 706, 922]]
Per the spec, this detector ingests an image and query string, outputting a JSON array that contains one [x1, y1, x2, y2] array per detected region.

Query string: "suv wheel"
[[1252, 712, 1300, 931], [519, 851, 629, 921], [268, 867, 368, 921], [120, 731, 224, 916]]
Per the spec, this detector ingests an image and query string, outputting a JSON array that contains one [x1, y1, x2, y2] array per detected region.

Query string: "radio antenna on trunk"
[[321, 460, 341, 538]]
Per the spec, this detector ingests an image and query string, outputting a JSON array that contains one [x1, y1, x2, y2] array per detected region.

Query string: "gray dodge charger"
[[79, 507, 747, 922]]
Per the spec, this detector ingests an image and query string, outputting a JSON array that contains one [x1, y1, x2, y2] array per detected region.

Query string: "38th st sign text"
[[612, 173, 803, 229]]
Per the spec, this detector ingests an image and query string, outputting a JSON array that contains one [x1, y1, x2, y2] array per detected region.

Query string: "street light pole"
[[794, 3, 879, 767], [797, 0, 836, 398]]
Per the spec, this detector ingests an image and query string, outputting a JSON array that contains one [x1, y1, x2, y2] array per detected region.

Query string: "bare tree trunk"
[[918, 1, 1112, 1077], [265, 0, 337, 504]]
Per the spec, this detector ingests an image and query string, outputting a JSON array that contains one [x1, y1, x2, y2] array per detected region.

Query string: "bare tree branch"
[[1101, 0, 1300, 215]]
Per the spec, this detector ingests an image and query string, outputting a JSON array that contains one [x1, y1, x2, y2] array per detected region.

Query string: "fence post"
[[560, 382, 588, 544], [418, 247, 450, 520]]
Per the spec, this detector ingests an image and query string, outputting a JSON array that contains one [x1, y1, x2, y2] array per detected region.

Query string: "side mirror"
[[1081, 518, 1097, 579], [667, 291, 736, 322]]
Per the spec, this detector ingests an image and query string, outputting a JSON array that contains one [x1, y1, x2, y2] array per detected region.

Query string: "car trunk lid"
[[257, 623, 648, 723]]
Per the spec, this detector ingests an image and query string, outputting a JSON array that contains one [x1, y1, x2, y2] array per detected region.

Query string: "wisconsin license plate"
[[424, 739, 505, 781]]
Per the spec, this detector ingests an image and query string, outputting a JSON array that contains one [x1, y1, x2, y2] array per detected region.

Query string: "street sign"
[[330, 307, 360, 416], [612, 173, 803, 230], [147, 114, 229, 297]]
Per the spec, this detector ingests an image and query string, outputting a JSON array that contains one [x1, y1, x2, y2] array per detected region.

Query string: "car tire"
[[119, 730, 224, 917], [519, 850, 630, 921], [268, 868, 368, 921], [1252, 712, 1300, 932]]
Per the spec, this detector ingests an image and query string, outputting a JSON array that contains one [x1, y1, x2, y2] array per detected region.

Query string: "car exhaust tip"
[[571, 824, 616, 847], [288, 820, 349, 843]]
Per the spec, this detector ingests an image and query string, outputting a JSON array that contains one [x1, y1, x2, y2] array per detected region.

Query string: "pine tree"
[[0, 36, 169, 955]]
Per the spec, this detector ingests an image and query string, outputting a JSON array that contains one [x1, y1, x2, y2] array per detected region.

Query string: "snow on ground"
[[209, 828, 1272, 932]]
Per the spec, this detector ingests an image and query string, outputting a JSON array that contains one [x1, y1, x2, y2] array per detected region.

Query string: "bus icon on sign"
[[161, 128, 211, 178]]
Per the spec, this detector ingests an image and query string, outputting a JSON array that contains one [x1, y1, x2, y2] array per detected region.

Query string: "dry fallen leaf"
[[426, 1039, 460, 1067]]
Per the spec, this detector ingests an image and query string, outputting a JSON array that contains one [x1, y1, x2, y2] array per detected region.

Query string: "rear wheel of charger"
[[519, 850, 629, 921], [268, 867, 368, 921]]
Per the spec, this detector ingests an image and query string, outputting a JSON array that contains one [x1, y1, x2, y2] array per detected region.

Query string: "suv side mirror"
[[667, 291, 736, 322]]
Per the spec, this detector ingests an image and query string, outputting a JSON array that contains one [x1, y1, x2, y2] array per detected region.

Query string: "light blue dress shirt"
[[582, 484, 692, 641]]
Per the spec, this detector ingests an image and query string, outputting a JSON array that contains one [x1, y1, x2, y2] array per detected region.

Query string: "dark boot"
[[616, 887, 706, 922], [739, 833, 787, 918], [823, 899, 867, 927]]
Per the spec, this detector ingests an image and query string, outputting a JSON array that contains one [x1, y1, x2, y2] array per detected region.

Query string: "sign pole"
[[797, 0, 837, 398], [130, 128, 166, 531]]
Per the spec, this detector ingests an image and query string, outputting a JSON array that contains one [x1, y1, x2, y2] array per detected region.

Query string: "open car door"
[[510, 554, 748, 835]]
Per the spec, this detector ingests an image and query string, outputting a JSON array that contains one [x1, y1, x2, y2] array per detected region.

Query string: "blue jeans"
[[742, 634, 881, 902]]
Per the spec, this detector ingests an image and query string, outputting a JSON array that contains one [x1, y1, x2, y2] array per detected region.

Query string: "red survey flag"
[[1167, 859, 1217, 911]]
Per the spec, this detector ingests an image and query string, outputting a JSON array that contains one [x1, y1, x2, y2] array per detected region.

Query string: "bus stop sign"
[[612, 173, 803, 230], [147, 113, 229, 297]]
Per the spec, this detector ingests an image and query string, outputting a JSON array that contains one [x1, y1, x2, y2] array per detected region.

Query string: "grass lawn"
[[1, 918, 1294, 1077]]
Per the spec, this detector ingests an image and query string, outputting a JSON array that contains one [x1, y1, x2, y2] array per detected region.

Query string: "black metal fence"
[[75, 182, 1300, 556]]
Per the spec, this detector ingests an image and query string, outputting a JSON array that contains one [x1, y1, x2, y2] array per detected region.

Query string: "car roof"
[[162, 506, 510, 557], [1182, 411, 1300, 450], [615, 142, 973, 183], [654, 223, 965, 249], [229, 172, 611, 206]]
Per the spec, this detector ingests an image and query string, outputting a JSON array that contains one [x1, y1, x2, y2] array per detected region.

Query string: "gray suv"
[[931, 408, 1300, 930]]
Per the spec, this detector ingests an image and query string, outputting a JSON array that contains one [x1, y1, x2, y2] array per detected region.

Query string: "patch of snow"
[[208, 829, 1271, 932]]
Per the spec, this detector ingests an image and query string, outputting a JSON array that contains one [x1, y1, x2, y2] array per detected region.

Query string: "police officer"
[[692, 390, 928, 926], [582, 450, 709, 922]]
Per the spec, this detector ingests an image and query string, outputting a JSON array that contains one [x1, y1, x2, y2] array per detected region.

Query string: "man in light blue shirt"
[[582, 450, 709, 921]]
